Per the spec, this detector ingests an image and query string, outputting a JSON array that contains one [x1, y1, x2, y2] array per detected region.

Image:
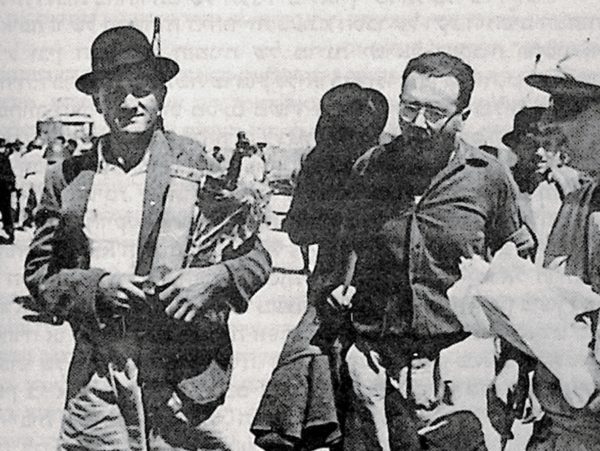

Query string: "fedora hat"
[[502, 106, 546, 148], [320, 82, 389, 134], [525, 39, 600, 98], [76, 26, 179, 95]]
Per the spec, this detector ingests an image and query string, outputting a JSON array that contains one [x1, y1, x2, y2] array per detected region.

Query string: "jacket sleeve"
[[23, 163, 107, 328], [220, 235, 272, 314]]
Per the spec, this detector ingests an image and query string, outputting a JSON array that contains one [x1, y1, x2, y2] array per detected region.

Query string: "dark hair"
[[402, 52, 475, 111]]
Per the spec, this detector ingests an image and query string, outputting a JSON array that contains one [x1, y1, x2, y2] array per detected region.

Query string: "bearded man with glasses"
[[331, 52, 534, 450]]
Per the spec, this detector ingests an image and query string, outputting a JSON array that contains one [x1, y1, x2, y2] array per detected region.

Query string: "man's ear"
[[157, 85, 167, 110], [450, 109, 471, 134]]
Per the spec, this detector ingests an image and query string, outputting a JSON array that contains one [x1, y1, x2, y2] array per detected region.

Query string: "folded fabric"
[[251, 355, 341, 450], [251, 305, 342, 450], [448, 243, 600, 408]]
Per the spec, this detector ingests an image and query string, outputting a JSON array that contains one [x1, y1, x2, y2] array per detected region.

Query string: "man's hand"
[[158, 265, 230, 322], [548, 165, 582, 196], [97, 273, 147, 312], [327, 284, 356, 310]]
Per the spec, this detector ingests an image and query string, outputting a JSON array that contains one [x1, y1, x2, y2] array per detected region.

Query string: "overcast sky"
[[1, 0, 598, 150]]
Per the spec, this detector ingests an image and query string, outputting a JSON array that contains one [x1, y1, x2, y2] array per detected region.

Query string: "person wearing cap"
[[8, 139, 26, 230], [24, 25, 271, 450], [251, 83, 388, 451], [509, 44, 600, 450], [224, 130, 251, 189], [329, 52, 534, 450], [500, 106, 568, 266]]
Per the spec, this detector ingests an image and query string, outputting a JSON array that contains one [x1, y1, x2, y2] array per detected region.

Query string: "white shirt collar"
[[96, 139, 150, 175]]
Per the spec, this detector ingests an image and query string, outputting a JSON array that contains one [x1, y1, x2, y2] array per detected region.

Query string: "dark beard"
[[388, 132, 454, 195]]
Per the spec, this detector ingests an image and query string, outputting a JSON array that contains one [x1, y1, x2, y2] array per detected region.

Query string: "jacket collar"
[[135, 129, 175, 274]]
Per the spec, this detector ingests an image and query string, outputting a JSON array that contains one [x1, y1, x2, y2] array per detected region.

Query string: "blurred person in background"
[[0, 139, 16, 243], [252, 82, 388, 451], [238, 142, 266, 184], [18, 138, 46, 228], [8, 139, 25, 229], [502, 106, 568, 264], [225, 130, 250, 189], [212, 145, 225, 164]]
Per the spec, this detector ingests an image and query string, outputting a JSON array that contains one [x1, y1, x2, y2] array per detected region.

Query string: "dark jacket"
[[24, 129, 272, 412]]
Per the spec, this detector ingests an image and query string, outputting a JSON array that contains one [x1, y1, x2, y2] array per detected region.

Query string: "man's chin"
[[112, 125, 155, 138]]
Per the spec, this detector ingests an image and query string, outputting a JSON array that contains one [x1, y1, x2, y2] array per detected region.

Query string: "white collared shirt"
[[84, 141, 150, 273]]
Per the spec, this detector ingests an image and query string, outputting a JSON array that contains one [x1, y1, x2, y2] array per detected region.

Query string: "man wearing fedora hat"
[[24, 25, 271, 450], [327, 52, 534, 450], [501, 106, 583, 266], [503, 107, 547, 195], [506, 42, 600, 450]]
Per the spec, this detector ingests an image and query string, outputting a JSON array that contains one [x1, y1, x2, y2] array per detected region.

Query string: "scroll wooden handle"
[[149, 165, 205, 285]]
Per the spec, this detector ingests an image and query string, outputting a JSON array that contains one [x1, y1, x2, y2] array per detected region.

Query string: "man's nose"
[[412, 108, 428, 129], [120, 92, 139, 109]]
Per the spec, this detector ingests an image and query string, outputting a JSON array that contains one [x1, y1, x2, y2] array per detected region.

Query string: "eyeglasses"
[[398, 98, 452, 125]]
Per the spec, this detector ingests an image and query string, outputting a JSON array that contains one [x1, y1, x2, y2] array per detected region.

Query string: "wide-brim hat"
[[525, 39, 600, 98], [320, 82, 389, 135], [76, 26, 179, 95], [502, 106, 546, 148]]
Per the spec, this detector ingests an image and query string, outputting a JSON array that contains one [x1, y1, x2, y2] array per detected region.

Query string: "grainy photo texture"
[[2, 1, 600, 450]]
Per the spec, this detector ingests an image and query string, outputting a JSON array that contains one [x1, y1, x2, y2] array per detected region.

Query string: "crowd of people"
[[15, 22, 600, 451], [0, 136, 78, 244]]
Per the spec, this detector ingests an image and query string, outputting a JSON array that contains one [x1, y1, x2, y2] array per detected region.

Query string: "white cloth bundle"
[[448, 243, 600, 408]]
